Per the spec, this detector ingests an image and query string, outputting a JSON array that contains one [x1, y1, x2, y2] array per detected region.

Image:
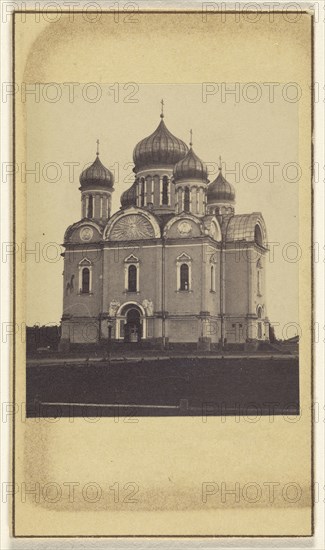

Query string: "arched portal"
[[125, 308, 141, 342], [116, 302, 146, 342]]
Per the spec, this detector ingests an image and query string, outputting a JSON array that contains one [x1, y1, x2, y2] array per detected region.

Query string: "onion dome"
[[207, 168, 235, 203], [121, 180, 137, 208], [133, 102, 188, 171], [80, 143, 114, 189], [173, 132, 208, 182]]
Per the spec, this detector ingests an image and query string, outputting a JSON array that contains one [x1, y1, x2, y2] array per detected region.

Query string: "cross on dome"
[[133, 105, 189, 171], [160, 99, 164, 118], [96, 139, 100, 156]]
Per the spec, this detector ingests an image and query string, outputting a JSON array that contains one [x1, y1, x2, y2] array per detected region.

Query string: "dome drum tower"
[[134, 170, 174, 211], [174, 181, 207, 216], [125, 104, 189, 213], [207, 165, 236, 224], [173, 134, 209, 217], [79, 142, 115, 222]]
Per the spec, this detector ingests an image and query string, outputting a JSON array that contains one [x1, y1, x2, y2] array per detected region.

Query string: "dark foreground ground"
[[26, 355, 299, 417]]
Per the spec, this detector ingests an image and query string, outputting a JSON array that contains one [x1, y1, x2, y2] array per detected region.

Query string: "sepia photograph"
[[8, 5, 315, 538], [26, 87, 300, 418]]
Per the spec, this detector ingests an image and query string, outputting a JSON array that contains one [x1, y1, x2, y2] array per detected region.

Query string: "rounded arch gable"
[[163, 214, 204, 239], [226, 213, 267, 247], [64, 220, 103, 243], [104, 207, 161, 241], [117, 301, 146, 317]]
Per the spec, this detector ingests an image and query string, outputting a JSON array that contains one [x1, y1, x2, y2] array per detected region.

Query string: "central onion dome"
[[173, 145, 208, 182], [207, 169, 235, 203], [80, 155, 114, 189], [133, 111, 188, 172], [121, 179, 137, 208]]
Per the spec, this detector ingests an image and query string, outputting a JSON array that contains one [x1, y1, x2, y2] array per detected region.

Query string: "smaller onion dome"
[[207, 169, 235, 203], [121, 180, 137, 208], [173, 145, 208, 182], [80, 146, 114, 189]]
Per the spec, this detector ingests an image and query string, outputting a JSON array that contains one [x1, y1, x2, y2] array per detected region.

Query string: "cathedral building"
[[60, 105, 270, 350]]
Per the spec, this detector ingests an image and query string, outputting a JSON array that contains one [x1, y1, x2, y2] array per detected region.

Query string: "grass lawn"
[[26, 356, 299, 418]]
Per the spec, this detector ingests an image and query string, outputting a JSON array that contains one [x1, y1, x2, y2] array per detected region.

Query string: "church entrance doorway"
[[124, 307, 142, 343]]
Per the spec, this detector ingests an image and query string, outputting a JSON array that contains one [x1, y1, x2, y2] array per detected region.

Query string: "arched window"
[[257, 306, 263, 339], [176, 252, 192, 291], [146, 175, 153, 205], [210, 264, 216, 292], [196, 188, 200, 213], [257, 258, 263, 296], [78, 258, 92, 294], [128, 264, 137, 292], [81, 267, 90, 293], [140, 177, 145, 207], [184, 187, 190, 213], [162, 176, 169, 205], [87, 195, 93, 218], [255, 224, 263, 247], [180, 263, 189, 291], [153, 175, 160, 204], [257, 270, 261, 295], [124, 254, 140, 292]]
